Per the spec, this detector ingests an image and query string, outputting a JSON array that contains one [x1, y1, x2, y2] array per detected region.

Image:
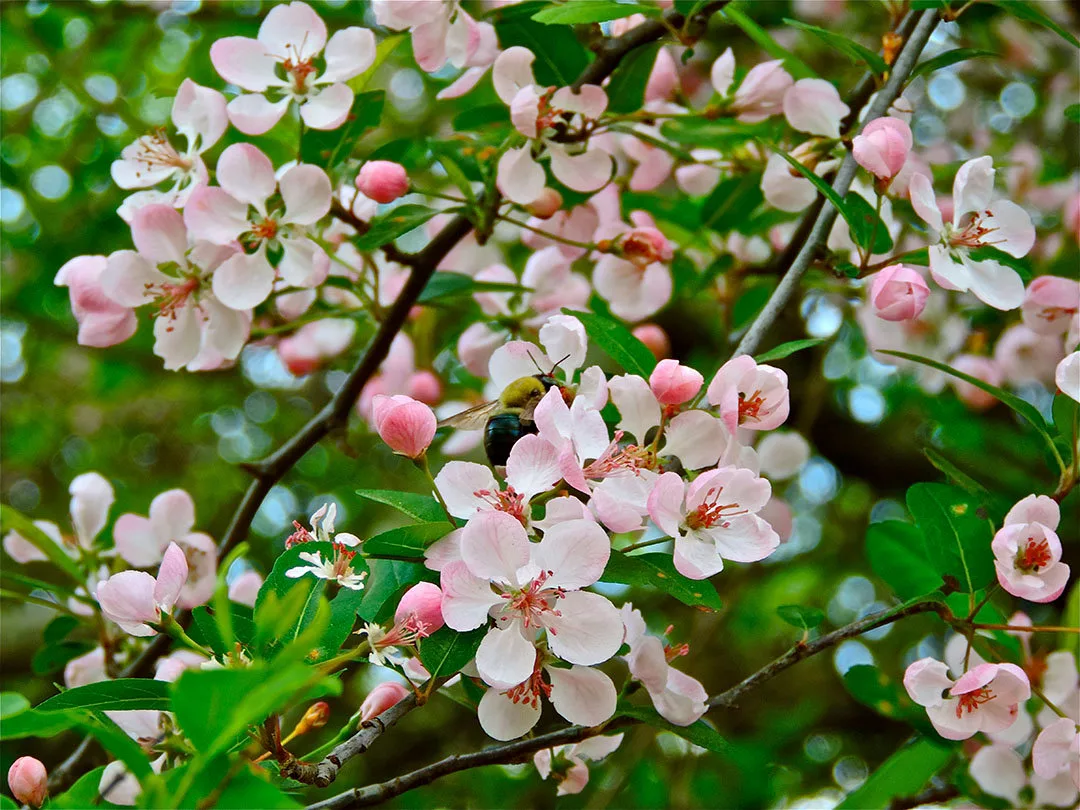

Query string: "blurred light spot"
[[33, 91, 81, 138], [130, 433, 159, 468], [96, 114, 128, 137], [26, 54, 51, 75], [84, 74, 118, 104], [0, 73, 40, 111], [1, 134, 32, 166], [823, 341, 853, 381], [804, 734, 841, 763], [855, 355, 894, 386], [325, 370, 347, 394], [138, 94, 172, 126], [244, 391, 277, 424], [61, 435, 92, 468], [848, 384, 885, 424], [860, 601, 894, 641], [211, 406, 245, 437], [928, 72, 965, 111], [912, 113, 944, 146], [832, 756, 868, 792], [390, 69, 424, 101], [868, 498, 906, 524], [788, 788, 844, 809], [801, 293, 843, 338], [253, 485, 299, 537], [0, 188, 27, 225], [156, 28, 194, 72], [1000, 82, 1036, 119], [592, 581, 632, 599], [26, 1, 48, 18], [64, 18, 90, 49], [769, 515, 821, 561], [837, 576, 875, 612], [8, 479, 40, 512], [242, 345, 304, 390], [31, 165, 72, 201], [797, 458, 839, 505], [1, 321, 27, 382], [833, 640, 874, 674], [171, 0, 202, 14]]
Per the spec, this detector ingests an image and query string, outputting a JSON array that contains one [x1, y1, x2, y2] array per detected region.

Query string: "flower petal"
[[475, 623, 536, 689], [532, 520, 610, 590], [477, 686, 541, 740], [300, 84, 354, 130], [545, 591, 623, 666], [211, 249, 276, 310], [547, 665, 618, 727]]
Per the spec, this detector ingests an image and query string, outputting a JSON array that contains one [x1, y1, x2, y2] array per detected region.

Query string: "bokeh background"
[[2, 1, 1078, 807]]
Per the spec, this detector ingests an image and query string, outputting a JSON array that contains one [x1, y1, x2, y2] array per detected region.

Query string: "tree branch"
[[734, 9, 939, 358], [302, 598, 946, 809]]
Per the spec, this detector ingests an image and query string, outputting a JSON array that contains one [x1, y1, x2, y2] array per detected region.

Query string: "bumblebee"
[[438, 374, 575, 466]]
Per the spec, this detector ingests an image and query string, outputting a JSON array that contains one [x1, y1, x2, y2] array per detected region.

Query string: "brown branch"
[[302, 598, 946, 809]]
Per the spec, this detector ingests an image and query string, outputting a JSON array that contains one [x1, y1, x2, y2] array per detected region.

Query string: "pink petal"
[[183, 186, 249, 245], [216, 143, 277, 208], [433, 461, 497, 520], [113, 514, 166, 568], [154, 542, 189, 610], [460, 510, 531, 584], [475, 623, 536, 689], [496, 146, 546, 206], [171, 79, 228, 151], [439, 560, 502, 630], [300, 83, 353, 130], [646, 471, 685, 537], [546, 665, 618, 727], [477, 686, 541, 740], [226, 93, 290, 136], [131, 204, 188, 266], [280, 165, 332, 225], [548, 145, 613, 193], [258, 1, 327, 63], [211, 249, 276, 310], [532, 519, 610, 590], [210, 36, 280, 92], [321, 27, 376, 83], [544, 591, 623, 666]]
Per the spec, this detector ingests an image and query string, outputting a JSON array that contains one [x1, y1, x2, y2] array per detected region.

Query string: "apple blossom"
[[96, 542, 189, 637], [99, 756, 166, 807], [371, 394, 437, 458], [534, 735, 624, 796], [867, 264, 930, 321], [967, 744, 1076, 808], [1056, 352, 1080, 403], [210, 2, 375, 134], [53, 255, 138, 348], [285, 516, 366, 592], [184, 144, 332, 309], [633, 323, 671, 359], [993, 324, 1064, 386], [707, 355, 790, 435], [903, 658, 1030, 741], [852, 117, 912, 181], [762, 142, 841, 213], [277, 319, 357, 376], [991, 494, 1070, 603], [909, 156, 1035, 310], [593, 250, 673, 323], [782, 78, 849, 139], [8, 757, 47, 808], [1022, 276, 1080, 335], [360, 681, 411, 722], [1033, 718, 1080, 791], [621, 604, 708, 726], [649, 359, 704, 406], [711, 49, 793, 123], [356, 161, 409, 205]]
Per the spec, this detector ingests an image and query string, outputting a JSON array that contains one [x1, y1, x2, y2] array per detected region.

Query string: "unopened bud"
[[360, 681, 411, 723], [356, 161, 409, 204], [526, 188, 563, 219], [298, 701, 331, 734], [394, 582, 445, 634], [8, 757, 48, 808]]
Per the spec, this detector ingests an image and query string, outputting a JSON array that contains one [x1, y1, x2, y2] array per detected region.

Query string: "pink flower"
[[185, 145, 332, 309], [112, 488, 218, 611], [227, 570, 263, 608], [711, 49, 793, 123], [54, 255, 138, 348], [356, 161, 409, 204], [909, 156, 1034, 310], [1033, 718, 1080, 791], [903, 658, 1030, 741], [707, 355, 790, 435], [949, 354, 1003, 410], [593, 253, 672, 323], [867, 264, 930, 321], [649, 359, 704, 406], [648, 467, 779, 579], [7, 757, 47, 808], [210, 1, 375, 134], [633, 324, 671, 359], [993, 324, 1063, 387], [534, 735, 623, 796], [96, 542, 189, 637], [992, 494, 1070, 603], [360, 681, 411, 722], [852, 117, 912, 180], [782, 78, 849, 139], [395, 582, 445, 633], [1023, 276, 1080, 335], [1058, 352, 1080, 403], [371, 394, 437, 458], [621, 605, 707, 726], [64, 647, 106, 689]]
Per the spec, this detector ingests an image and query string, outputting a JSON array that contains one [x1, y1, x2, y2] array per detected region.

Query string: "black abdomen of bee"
[[484, 413, 538, 467]]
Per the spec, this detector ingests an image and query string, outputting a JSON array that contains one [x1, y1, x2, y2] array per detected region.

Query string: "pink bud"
[[649, 359, 703, 405], [1021, 275, 1080, 336], [371, 395, 437, 458], [394, 582, 445, 633], [407, 371, 443, 405], [525, 187, 563, 219], [620, 227, 673, 269], [950, 355, 1003, 411], [360, 681, 411, 722], [853, 117, 912, 180], [633, 324, 670, 359], [868, 265, 930, 322], [8, 757, 47, 807], [356, 161, 409, 205], [227, 570, 263, 608]]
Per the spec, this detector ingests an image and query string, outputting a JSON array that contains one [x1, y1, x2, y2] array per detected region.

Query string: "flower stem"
[[970, 623, 1080, 634], [417, 454, 456, 525]]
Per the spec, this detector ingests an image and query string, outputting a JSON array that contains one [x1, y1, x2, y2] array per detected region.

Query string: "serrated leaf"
[[532, 1, 660, 24], [907, 483, 994, 594], [865, 521, 941, 601], [910, 48, 999, 80], [563, 309, 657, 377], [35, 679, 171, 713], [357, 490, 448, 523], [843, 191, 893, 254], [783, 19, 888, 74], [754, 338, 824, 363], [776, 604, 824, 630], [353, 205, 439, 251], [617, 705, 727, 753], [364, 522, 451, 560], [837, 737, 955, 810], [418, 626, 488, 680], [602, 550, 723, 611]]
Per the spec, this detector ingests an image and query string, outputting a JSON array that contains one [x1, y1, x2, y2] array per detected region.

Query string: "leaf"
[[32, 640, 94, 676], [319, 585, 366, 662], [606, 43, 662, 114], [865, 521, 941, 601], [563, 309, 657, 377], [722, 5, 816, 79], [1061, 581, 1079, 658], [50, 766, 116, 810], [353, 205, 439, 251], [990, 0, 1079, 49], [155, 763, 303, 810], [190, 604, 255, 658], [44, 614, 80, 644], [35, 679, 171, 713], [452, 104, 509, 132], [843, 191, 893, 254], [754, 338, 824, 363], [0, 505, 83, 583], [494, 1, 592, 87], [532, 1, 660, 24], [907, 483, 994, 594], [359, 559, 430, 623], [769, 148, 862, 238], [701, 173, 764, 234], [253, 542, 340, 657], [357, 489, 448, 523], [909, 48, 999, 79], [80, 712, 153, 780], [0, 707, 79, 740], [842, 666, 936, 734], [617, 705, 727, 754], [418, 626, 488, 680], [776, 604, 824, 631], [836, 737, 955, 810], [661, 117, 777, 148], [418, 272, 529, 306], [348, 34, 406, 93], [0, 692, 29, 719], [363, 522, 451, 560], [922, 448, 990, 496], [601, 550, 723, 611], [1066, 104, 1080, 123], [1052, 392, 1078, 467], [300, 90, 385, 169], [783, 19, 888, 74]]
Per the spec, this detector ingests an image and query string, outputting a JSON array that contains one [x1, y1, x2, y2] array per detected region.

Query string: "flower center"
[[583, 433, 659, 479], [738, 390, 768, 424], [948, 211, 1002, 250], [331, 542, 360, 580], [147, 276, 199, 324], [504, 658, 552, 710], [1015, 537, 1052, 572], [375, 614, 433, 650], [474, 486, 528, 526], [685, 486, 745, 530], [134, 130, 193, 174], [954, 686, 995, 718], [250, 218, 280, 242], [286, 520, 315, 548], [501, 570, 564, 630]]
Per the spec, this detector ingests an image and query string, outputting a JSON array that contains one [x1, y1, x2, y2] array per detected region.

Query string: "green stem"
[[417, 454, 456, 525], [621, 536, 672, 553]]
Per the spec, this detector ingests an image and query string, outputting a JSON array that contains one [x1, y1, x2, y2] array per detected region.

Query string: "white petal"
[[548, 145, 613, 193], [608, 374, 661, 444], [477, 686, 541, 740], [300, 84, 354, 130], [209, 36, 280, 92], [475, 623, 536, 689], [153, 304, 202, 370], [545, 591, 624, 666], [547, 665, 617, 727], [183, 187, 249, 245], [496, 147, 546, 206], [321, 27, 376, 83], [211, 249, 276, 310], [504, 434, 561, 503], [964, 256, 1025, 311], [908, 172, 943, 234], [258, 1, 327, 63], [226, 94, 291, 137], [952, 156, 995, 226], [460, 511, 531, 584], [439, 561, 503, 631], [661, 410, 727, 471], [493, 46, 538, 105], [171, 79, 228, 151], [672, 531, 724, 579], [969, 745, 1025, 804], [434, 462, 497, 520], [532, 519, 609, 590], [216, 144, 277, 208], [280, 164, 332, 225], [131, 204, 189, 266]]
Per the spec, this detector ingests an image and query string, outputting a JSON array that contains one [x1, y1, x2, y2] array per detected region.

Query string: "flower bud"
[[394, 582, 445, 633], [227, 570, 263, 608], [356, 161, 409, 204], [852, 117, 912, 180], [371, 395, 437, 458], [867, 265, 930, 322], [632, 324, 670, 359], [649, 359, 703, 406], [1021, 275, 1080, 336], [295, 701, 331, 736], [8, 757, 48, 807], [619, 227, 673, 269], [526, 187, 563, 219], [360, 681, 411, 722], [407, 371, 443, 405]]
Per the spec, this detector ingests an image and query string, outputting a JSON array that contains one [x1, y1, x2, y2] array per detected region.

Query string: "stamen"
[[954, 686, 995, 718], [1015, 538, 1052, 572]]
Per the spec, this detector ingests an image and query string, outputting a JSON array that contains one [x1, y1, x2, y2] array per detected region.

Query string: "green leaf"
[[617, 705, 727, 754], [357, 489, 448, 523], [701, 173, 764, 234], [50, 766, 116, 810], [353, 205, 439, 251], [364, 522, 451, 560], [722, 5, 817, 79], [0, 692, 29, 719], [842, 665, 933, 731], [1061, 581, 1079, 658], [907, 483, 994, 594], [1066, 104, 1080, 123], [80, 712, 153, 780], [910, 48, 999, 80], [300, 90, 385, 169], [754, 338, 824, 363], [452, 104, 509, 132], [843, 191, 893, 254], [865, 521, 941, 601], [922, 448, 991, 496], [320, 585, 366, 662], [563, 309, 657, 377], [532, 1, 660, 24], [661, 117, 777, 148], [253, 543, 344, 658], [769, 148, 861, 237], [418, 272, 529, 306], [32, 640, 94, 676], [776, 604, 824, 631], [602, 550, 723, 611], [152, 762, 303, 810], [35, 679, 171, 713], [0, 708, 79, 740], [190, 604, 255, 658], [1052, 392, 1078, 468], [837, 737, 955, 810], [0, 505, 84, 583], [783, 19, 888, 74], [348, 34, 406, 93], [494, 2, 591, 87], [418, 626, 488, 680], [606, 42, 662, 114], [359, 559, 430, 623], [990, 1, 1079, 49], [44, 614, 80, 644]]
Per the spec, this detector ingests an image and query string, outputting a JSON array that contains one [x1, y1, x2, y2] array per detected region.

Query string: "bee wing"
[[518, 396, 541, 424], [437, 400, 501, 431]]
